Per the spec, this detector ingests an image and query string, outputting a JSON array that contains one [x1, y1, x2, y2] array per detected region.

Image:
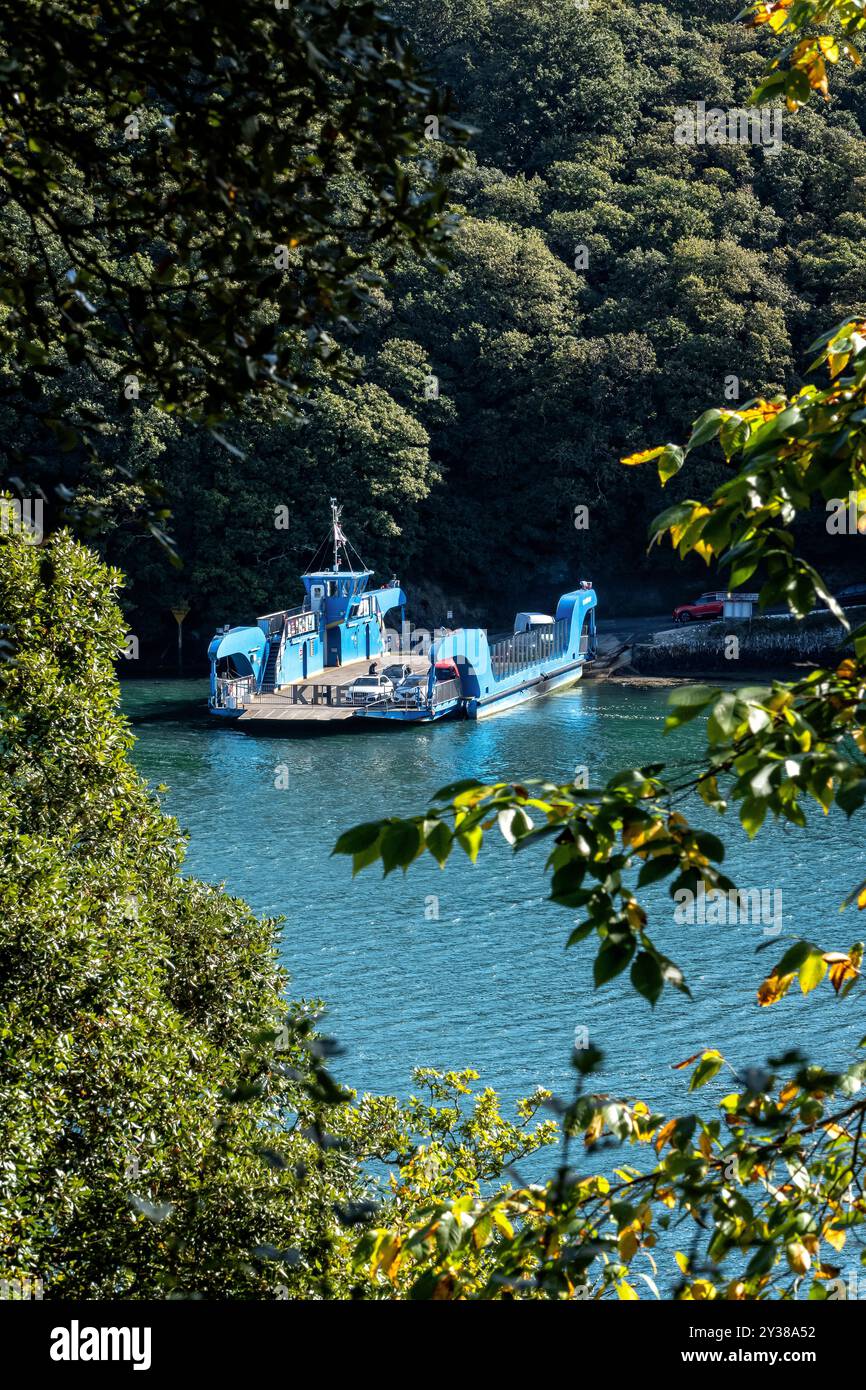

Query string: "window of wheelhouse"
[[216, 655, 254, 679]]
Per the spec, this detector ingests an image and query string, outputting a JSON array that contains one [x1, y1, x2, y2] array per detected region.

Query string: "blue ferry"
[[208, 501, 597, 731]]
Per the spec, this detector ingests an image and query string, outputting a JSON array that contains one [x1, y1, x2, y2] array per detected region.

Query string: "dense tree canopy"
[[55, 0, 866, 659], [0, 0, 464, 546]]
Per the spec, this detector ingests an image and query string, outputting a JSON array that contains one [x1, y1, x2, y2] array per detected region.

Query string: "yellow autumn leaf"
[[670, 508, 710, 551], [799, 951, 827, 995], [747, 0, 793, 30], [584, 1111, 604, 1147], [625, 898, 647, 930], [786, 1241, 811, 1274], [828, 349, 851, 378], [757, 970, 795, 1007], [492, 1209, 514, 1240], [621, 446, 665, 467], [623, 820, 664, 850], [822, 1122, 849, 1140], [616, 1279, 639, 1301], [618, 1224, 640, 1262], [675, 1250, 689, 1274], [824, 951, 861, 993]]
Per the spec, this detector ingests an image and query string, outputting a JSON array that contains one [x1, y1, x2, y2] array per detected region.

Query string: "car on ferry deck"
[[347, 673, 395, 706], [393, 673, 426, 706]]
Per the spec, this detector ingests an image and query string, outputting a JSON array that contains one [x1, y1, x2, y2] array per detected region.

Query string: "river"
[[125, 677, 862, 1142]]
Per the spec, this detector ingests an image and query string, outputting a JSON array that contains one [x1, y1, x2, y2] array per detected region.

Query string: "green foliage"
[[0, 0, 465, 531], [0, 521, 370, 1298], [344, 1042, 866, 1300], [741, 0, 866, 108]]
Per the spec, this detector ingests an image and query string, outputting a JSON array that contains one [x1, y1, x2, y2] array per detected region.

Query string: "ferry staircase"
[[260, 635, 281, 693]]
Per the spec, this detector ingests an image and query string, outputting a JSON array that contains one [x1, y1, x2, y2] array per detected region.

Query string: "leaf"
[[689, 1051, 724, 1091], [380, 821, 423, 875], [333, 822, 382, 856], [686, 408, 724, 450], [497, 807, 531, 844], [631, 951, 664, 1006], [786, 1241, 811, 1275], [456, 823, 482, 863], [352, 840, 381, 876], [673, 1052, 703, 1072], [658, 445, 685, 486], [825, 951, 861, 995], [757, 970, 795, 1007], [621, 445, 665, 466], [798, 950, 827, 996], [593, 938, 635, 987], [432, 778, 485, 801], [425, 820, 452, 868], [667, 684, 719, 709], [637, 854, 678, 887]]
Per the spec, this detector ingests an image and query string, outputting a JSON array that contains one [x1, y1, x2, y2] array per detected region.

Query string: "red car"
[[673, 592, 724, 623]]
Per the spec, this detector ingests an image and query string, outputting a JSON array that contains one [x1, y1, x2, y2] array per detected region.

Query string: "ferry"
[[207, 501, 597, 732]]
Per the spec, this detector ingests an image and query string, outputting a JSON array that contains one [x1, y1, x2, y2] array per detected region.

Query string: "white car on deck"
[[347, 673, 394, 706]]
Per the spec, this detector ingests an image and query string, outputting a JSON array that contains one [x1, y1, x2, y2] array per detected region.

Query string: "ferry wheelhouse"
[[208, 501, 405, 716]]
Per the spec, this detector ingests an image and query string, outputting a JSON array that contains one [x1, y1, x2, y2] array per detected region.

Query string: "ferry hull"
[[470, 661, 584, 720]]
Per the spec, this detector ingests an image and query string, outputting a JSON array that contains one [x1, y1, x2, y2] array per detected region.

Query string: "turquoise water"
[[126, 679, 863, 1134]]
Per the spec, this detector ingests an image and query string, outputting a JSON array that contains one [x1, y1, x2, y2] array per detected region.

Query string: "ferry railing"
[[489, 618, 571, 678], [432, 678, 461, 705], [257, 603, 311, 637], [212, 676, 255, 709]]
